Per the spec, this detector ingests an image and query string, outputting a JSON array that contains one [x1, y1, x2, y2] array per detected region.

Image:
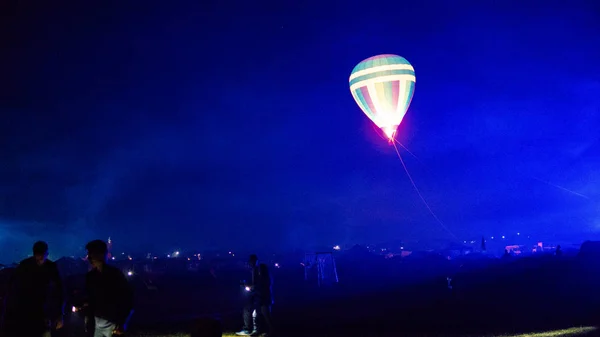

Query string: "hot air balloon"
[[349, 54, 416, 142]]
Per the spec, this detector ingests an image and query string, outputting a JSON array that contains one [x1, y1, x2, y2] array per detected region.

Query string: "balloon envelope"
[[349, 54, 416, 141]]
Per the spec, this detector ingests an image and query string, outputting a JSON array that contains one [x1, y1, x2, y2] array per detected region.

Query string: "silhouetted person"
[[236, 255, 274, 336], [555, 245, 563, 257], [1, 241, 64, 337], [84, 240, 134, 337]]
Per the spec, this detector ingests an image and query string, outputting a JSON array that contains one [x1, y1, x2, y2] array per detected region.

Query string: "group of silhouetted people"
[[1, 241, 274, 337], [1, 240, 134, 337]]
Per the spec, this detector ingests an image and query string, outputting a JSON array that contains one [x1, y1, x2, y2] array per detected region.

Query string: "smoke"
[[0, 219, 99, 263], [0, 124, 162, 263]]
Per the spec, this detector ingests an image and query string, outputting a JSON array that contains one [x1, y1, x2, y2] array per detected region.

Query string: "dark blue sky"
[[1, 0, 599, 261]]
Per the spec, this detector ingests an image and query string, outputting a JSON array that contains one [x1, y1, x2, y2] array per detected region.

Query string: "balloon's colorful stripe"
[[349, 68, 415, 88]]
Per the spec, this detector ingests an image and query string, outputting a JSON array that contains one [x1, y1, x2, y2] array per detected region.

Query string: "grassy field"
[[129, 326, 597, 337]]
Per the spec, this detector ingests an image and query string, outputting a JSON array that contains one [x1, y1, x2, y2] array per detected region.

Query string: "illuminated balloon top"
[[349, 54, 416, 141]]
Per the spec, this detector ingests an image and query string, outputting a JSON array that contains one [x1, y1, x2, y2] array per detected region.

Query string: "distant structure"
[[505, 245, 523, 255], [303, 252, 339, 287], [481, 236, 486, 252], [107, 237, 113, 260]]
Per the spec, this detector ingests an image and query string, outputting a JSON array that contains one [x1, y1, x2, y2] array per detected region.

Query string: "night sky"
[[1, 0, 599, 262]]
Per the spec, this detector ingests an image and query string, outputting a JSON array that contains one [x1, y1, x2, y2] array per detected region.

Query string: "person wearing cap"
[[236, 254, 274, 336]]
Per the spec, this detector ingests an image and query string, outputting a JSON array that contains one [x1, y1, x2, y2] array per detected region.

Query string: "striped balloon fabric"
[[349, 54, 416, 141]]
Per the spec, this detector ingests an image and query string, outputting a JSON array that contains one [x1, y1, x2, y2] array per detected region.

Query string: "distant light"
[[245, 286, 251, 292], [153, 257, 158, 260], [167, 254, 171, 258], [72, 306, 77, 313], [127, 271, 133, 276], [400, 247, 404, 250], [228, 251, 232, 254], [174, 251, 180, 256], [517, 232, 520, 236], [111, 256, 115, 260], [491, 236, 494, 239], [187, 258, 191, 261], [463, 241, 467, 244], [333, 245, 341, 251], [128, 256, 132, 261], [501, 236, 505, 239], [274, 263, 280, 268]]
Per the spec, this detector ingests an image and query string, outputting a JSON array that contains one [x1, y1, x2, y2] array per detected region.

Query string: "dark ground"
[[4, 249, 600, 336], [107, 255, 600, 336]]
